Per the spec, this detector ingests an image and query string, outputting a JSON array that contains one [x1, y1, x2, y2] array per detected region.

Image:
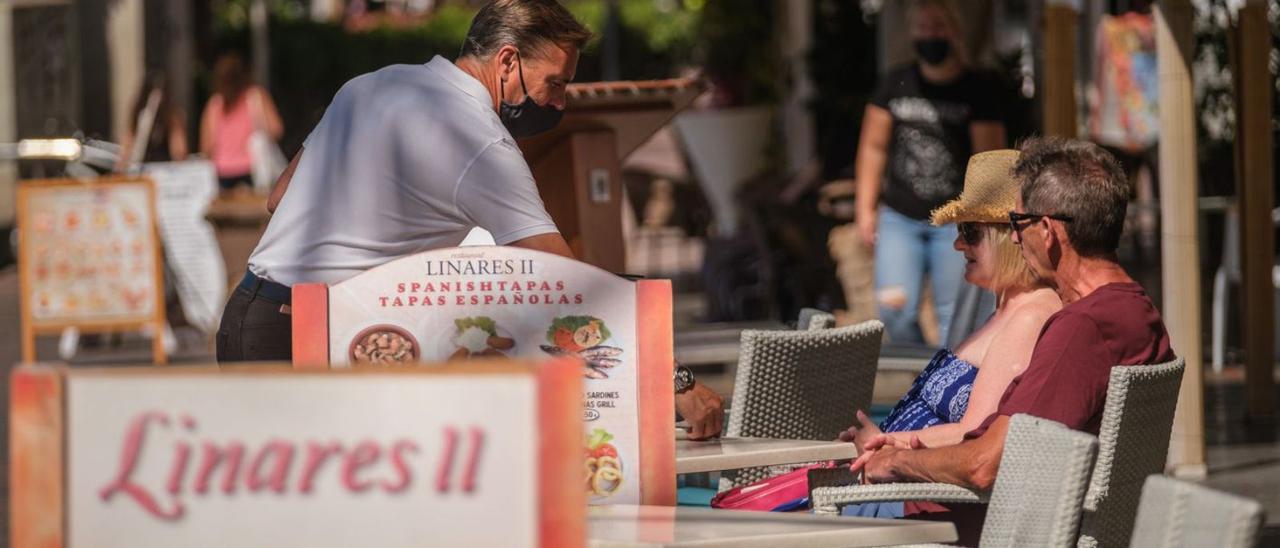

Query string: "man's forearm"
[[887, 421, 966, 449], [886, 416, 1007, 491]]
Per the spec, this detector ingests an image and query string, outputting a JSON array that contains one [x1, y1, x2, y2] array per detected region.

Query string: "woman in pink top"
[[200, 53, 284, 193]]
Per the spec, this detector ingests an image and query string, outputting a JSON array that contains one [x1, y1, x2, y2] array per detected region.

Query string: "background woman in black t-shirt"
[[852, 0, 1007, 345]]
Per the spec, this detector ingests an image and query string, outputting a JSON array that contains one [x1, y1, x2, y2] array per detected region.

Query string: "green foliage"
[[210, 1, 786, 149], [419, 5, 479, 50], [566, 0, 704, 82], [212, 0, 308, 30], [617, 0, 702, 57], [237, 18, 466, 152], [695, 0, 779, 105]]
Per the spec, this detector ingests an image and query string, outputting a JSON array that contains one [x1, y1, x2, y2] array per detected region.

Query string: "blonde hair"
[[908, 0, 969, 66], [978, 224, 1039, 297]]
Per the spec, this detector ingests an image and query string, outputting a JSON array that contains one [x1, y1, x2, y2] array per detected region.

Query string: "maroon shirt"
[[908, 283, 1175, 543], [968, 282, 1175, 438]]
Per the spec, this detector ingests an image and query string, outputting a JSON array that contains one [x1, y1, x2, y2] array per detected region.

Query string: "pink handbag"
[[710, 462, 835, 512]]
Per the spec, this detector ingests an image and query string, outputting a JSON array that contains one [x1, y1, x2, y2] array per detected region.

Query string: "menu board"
[[16, 178, 167, 363], [10, 362, 584, 548], [291, 247, 676, 506]]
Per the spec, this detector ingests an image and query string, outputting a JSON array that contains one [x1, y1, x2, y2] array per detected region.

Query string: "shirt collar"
[[426, 55, 494, 108]]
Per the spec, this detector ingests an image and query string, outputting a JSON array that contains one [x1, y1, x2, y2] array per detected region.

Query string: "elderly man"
[[852, 136, 1175, 544]]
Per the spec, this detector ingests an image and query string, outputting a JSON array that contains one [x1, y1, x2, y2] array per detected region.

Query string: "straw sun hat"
[[929, 149, 1022, 226]]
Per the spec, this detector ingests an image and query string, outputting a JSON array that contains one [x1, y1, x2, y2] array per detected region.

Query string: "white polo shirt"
[[248, 56, 559, 286]]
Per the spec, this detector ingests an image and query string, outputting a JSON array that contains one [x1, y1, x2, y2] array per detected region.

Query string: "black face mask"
[[498, 53, 563, 138], [914, 38, 952, 65]]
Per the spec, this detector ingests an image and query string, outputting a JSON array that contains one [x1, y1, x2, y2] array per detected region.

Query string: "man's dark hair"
[[459, 0, 592, 61], [1013, 136, 1130, 257]]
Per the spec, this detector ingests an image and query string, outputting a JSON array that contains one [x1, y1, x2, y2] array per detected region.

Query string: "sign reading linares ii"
[[97, 412, 479, 518], [423, 257, 537, 276], [9, 362, 584, 548]]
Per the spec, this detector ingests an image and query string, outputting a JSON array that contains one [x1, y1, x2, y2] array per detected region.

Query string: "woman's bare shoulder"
[[1003, 290, 1062, 333], [1016, 288, 1062, 313]]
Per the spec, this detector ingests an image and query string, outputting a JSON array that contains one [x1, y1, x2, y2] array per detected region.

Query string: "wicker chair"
[[1128, 475, 1264, 548], [810, 415, 1097, 548], [718, 319, 884, 490], [1077, 359, 1185, 548], [810, 359, 1185, 548]]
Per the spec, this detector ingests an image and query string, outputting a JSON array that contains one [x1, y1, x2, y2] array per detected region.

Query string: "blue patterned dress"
[[881, 348, 979, 432], [840, 348, 978, 518]]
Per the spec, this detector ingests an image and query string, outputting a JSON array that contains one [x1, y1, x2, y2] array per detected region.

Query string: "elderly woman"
[[838, 150, 1061, 517]]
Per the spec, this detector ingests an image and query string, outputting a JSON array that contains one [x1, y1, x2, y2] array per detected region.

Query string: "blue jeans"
[[874, 206, 965, 345]]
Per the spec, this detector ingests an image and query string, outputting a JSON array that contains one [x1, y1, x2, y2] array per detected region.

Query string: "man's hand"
[[848, 432, 924, 483], [675, 382, 724, 441], [858, 445, 907, 484]]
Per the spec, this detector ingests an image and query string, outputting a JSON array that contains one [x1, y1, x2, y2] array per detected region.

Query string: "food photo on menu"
[[540, 315, 623, 379], [584, 428, 624, 499], [349, 324, 419, 364], [448, 316, 516, 359]]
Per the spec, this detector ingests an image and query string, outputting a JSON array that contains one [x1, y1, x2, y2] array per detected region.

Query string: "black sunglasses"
[[957, 222, 984, 246], [1008, 211, 1075, 234]]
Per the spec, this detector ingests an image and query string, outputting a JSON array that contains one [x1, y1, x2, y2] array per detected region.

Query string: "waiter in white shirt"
[[217, 0, 588, 364], [217, 0, 724, 440]]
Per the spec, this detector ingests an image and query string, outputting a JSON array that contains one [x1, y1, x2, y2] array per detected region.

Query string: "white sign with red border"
[[10, 362, 584, 548]]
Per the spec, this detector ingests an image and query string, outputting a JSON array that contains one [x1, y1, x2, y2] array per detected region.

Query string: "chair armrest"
[[808, 467, 860, 492], [810, 483, 989, 515]]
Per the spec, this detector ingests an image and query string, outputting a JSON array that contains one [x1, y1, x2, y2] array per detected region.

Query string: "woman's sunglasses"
[[957, 223, 984, 246]]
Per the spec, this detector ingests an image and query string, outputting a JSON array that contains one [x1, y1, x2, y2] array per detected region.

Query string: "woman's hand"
[[855, 209, 878, 249], [838, 410, 891, 454]]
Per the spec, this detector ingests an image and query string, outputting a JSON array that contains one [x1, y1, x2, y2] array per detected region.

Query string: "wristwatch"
[[674, 364, 696, 394]]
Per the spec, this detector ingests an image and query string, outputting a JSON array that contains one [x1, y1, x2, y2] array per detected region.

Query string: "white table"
[[588, 505, 957, 547], [675, 437, 858, 474]]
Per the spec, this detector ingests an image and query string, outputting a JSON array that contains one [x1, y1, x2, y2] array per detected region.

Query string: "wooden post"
[[1042, 0, 1078, 137], [1155, 0, 1206, 476], [1234, 0, 1276, 418]]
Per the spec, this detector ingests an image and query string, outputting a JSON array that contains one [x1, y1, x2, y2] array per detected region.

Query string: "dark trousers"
[[216, 285, 292, 362]]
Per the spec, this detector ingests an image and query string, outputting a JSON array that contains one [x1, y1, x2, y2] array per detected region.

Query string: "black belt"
[[237, 270, 292, 305]]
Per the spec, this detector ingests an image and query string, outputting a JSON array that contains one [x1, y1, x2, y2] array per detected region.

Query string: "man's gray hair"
[[1013, 136, 1130, 257], [459, 0, 592, 61]]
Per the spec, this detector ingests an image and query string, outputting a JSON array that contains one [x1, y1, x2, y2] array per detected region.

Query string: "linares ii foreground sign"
[[10, 361, 584, 548]]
